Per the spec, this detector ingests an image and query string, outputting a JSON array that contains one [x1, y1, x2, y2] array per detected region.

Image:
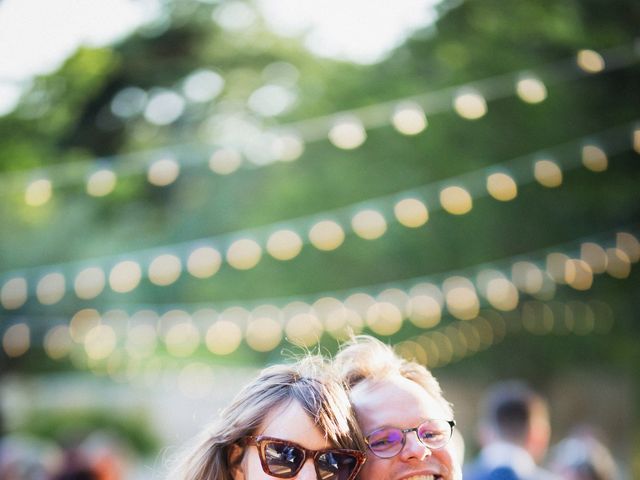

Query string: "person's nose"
[[295, 458, 318, 479], [400, 430, 431, 462]]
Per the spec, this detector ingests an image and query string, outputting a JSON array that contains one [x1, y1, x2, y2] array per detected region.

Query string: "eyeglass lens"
[[367, 419, 453, 458]]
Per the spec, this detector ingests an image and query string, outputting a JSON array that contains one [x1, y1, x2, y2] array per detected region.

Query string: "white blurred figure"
[[548, 428, 620, 480]]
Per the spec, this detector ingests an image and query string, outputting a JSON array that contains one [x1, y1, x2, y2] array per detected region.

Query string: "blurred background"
[[0, 0, 638, 478]]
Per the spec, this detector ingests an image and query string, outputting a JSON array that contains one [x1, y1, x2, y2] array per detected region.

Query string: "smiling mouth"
[[404, 475, 442, 480]]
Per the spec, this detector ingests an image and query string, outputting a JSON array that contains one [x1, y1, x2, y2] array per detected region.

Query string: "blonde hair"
[[334, 335, 453, 417], [169, 355, 365, 480]]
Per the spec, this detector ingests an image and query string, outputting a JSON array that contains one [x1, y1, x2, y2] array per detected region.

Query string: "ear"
[[228, 444, 246, 480]]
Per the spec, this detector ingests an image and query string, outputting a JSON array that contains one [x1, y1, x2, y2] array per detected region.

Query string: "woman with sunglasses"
[[170, 355, 366, 480]]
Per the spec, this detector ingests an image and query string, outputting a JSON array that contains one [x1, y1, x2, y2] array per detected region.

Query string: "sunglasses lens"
[[317, 451, 360, 480], [263, 442, 304, 477], [367, 428, 404, 457]]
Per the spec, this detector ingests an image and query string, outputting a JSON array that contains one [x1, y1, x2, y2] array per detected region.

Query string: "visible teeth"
[[404, 476, 435, 480]]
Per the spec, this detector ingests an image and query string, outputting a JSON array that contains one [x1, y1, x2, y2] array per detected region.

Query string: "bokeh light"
[[84, 324, 117, 360], [516, 76, 548, 104], [246, 316, 282, 352], [440, 186, 473, 215], [25, 178, 52, 206], [36, 272, 65, 305], [308, 220, 345, 251], [226, 238, 262, 270], [206, 320, 243, 355], [351, 209, 387, 240], [392, 102, 427, 135], [534, 159, 563, 187], [266, 229, 303, 260], [86, 169, 117, 197], [148, 254, 182, 286], [394, 197, 429, 228], [486, 172, 518, 201], [366, 302, 403, 336], [605, 248, 631, 278], [271, 133, 305, 162], [44, 324, 73, 360], [74, 266, 106, 299], [577, 49, 605, 73], [209, 147, 243, 174], [453, 89, 487, 120], [147, 157, 180, 186], [187, 246, 222, 278], [2, 323, 30, 357], [109, 260, 142, 293], [1, 277, 28, 310], [581, 145, 608, 172], [328, 116, 366, 149]]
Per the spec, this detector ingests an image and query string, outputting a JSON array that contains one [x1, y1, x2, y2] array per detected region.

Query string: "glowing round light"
[[511, 261, 544, 294], [440, 186, 473, 215], [187, 246, 222, 278], [581, 145, 608, 172], [577, 49, 605, 73], [410, 283, 444, 305], [392, 102, 427, 135], [328, 117, 366, 149], [126, 324, 157, 358], [271, 133, 304, 162], [109, 260, 142, 293], [617, 232, 640, 263], [144, 89, 185, 125], [165, 322, 200, 357], [534, 159, 562, 188], [606, 248, 631, 279], [209, 148, 243, 175], [248, 84, 296, 117], [580, 243, 607, 273], [485, 278, 519, 311], [246, 317, 282, 352], [1, 277, 28, 310], [516, 76, 547, 104], [308, 220, 345, 251], [44, 325, 72, 359], [36, 272, 65, 305], [325, 307, 362, 339], [351, 209, 387, 240], [453, 90, 487, 120], [345, 293, 376, 317], [285, 313, 323, 347], [266, 229, 303, 260], [25, 179, 52, 206], [226, 238, 262, 270], [377, 288, 409, 314], [70, 309, 101, 342], [444, 277, 479, 320], [634, 128, 640, 154], [3, 323, 30, 357], [564, 259, 594, 290], [486, 172, 518, 201], [183, 69, 224, 103], [206, 320, 242, 355], [394, 198, 429, 228], [86, 169, 117, 197], [74, 267, 105, 300], [147, 157, 180, 186], [546, 252, 570, 283], [531, 273, 557, 301], [84, 324, 117, 360], [396, 341, 427, 365], [366, 302, 403, 336], [408, 295, 441, 329], [148, 254, 182, 286]]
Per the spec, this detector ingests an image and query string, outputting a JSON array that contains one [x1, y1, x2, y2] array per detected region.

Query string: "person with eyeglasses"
[[335, 335, 462, 480], [169, 355, 366, 480]]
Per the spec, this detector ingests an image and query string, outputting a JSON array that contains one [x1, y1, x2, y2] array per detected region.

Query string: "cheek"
[[361, 455, 393, 479], [236, 449, 268, 480], [434, 448, 461, 479]]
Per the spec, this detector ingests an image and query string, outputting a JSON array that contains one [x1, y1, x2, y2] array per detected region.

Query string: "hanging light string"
[[0, 226, 637, 363], [2, 42, 637, 198], [1, 120, 638, 309]]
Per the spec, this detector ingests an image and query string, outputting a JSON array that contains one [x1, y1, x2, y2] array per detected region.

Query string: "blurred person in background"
[[168, 355, 366, 480], [464, 380, 559, 480], [547, 427, 619, 480], [335, 335, 462, 480]]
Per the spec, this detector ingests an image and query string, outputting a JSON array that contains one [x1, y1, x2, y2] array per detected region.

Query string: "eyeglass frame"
[[245, 435, 366, 480], [364, 419, 456, 459]]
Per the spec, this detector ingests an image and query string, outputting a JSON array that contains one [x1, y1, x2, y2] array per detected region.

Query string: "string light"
[[2, 44, 634, 197], [0, 124, 637, 306]]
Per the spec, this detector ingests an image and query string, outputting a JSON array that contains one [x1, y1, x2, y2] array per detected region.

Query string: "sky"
[[0, 0, 440, 116]]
